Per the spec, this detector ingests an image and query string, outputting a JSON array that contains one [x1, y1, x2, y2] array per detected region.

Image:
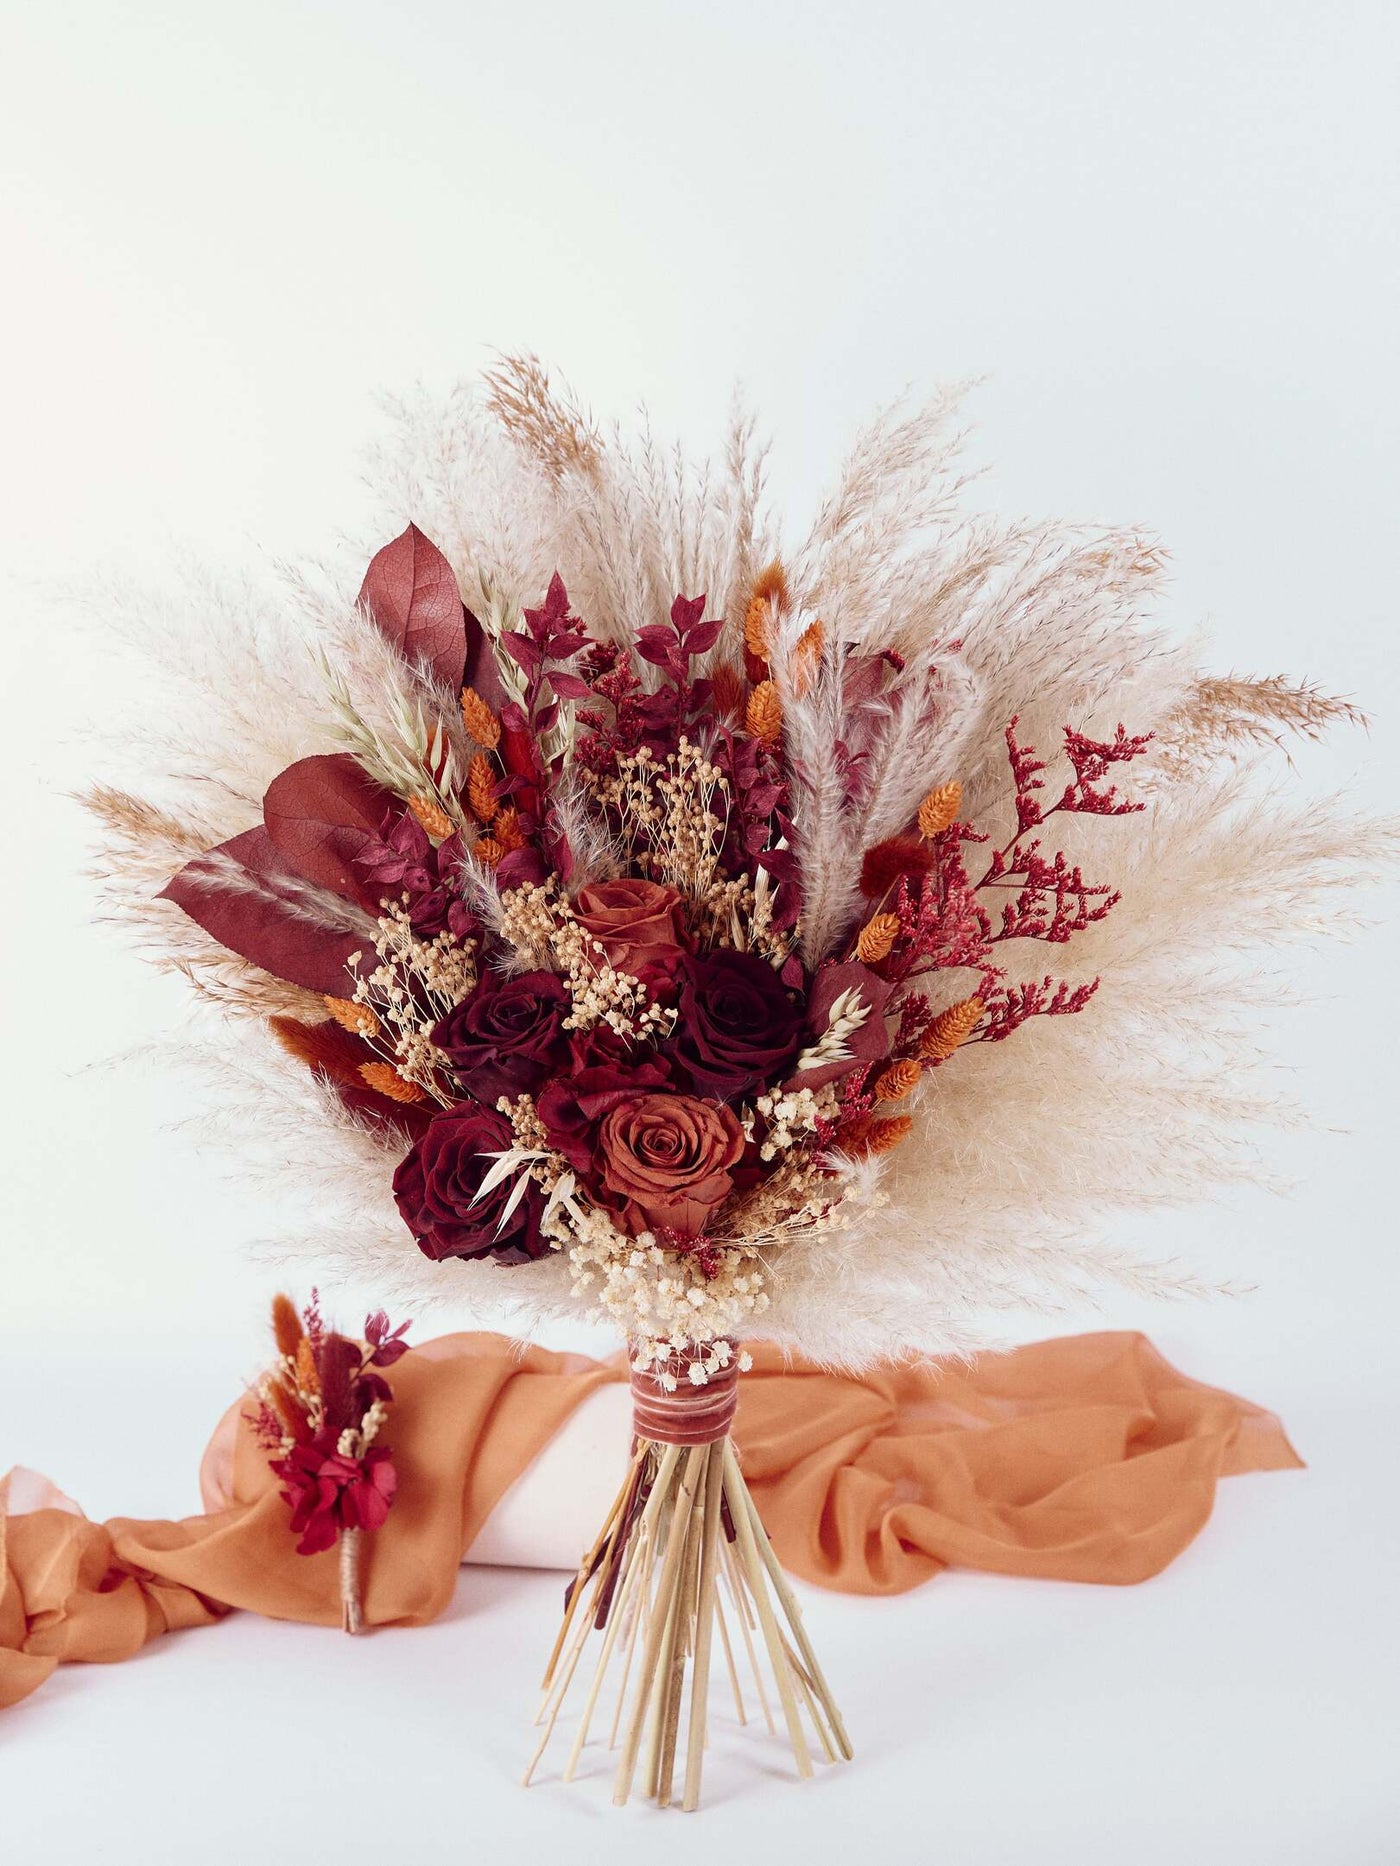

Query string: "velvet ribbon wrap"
[[0, 1330, 1302, 1711]]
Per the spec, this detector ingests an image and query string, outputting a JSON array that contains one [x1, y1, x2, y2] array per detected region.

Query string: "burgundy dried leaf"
[[358, 523, 467, 689], [159, 827, 366, 994], [547, 670, 593, 701], [681, 617, 724, 656], [262, 754, 392, 898]]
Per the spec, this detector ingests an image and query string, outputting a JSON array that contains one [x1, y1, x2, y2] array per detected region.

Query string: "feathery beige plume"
[[481, 350, 602, 483]]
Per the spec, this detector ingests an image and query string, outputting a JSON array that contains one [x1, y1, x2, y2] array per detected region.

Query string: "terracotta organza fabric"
[[0, 1330, 1301, 1710]]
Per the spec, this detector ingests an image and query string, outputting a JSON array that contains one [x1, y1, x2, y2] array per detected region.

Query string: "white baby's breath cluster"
[[750, 1084, 830, 1161], [497, 879, 675, 1041], [592, 739, 730, 900], [567, 1218, 771, 1376], [348, 899, 478, 1102]]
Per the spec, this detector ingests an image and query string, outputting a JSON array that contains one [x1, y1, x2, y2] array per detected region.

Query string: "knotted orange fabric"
[[0, 1330, 1301, 1711]]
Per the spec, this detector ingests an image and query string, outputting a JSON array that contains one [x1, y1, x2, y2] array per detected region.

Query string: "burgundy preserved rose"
[[392, 1103, 547, 1264], [667, 949, 803, 1100], [538, 1054, 674, 1173], [597, 1093, 746, 1238], [573, 878, 689, 976], [431, 969, 570, 1102]]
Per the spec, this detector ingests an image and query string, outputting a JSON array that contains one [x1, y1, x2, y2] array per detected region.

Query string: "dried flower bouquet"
[[82, 356, 1391, 1804]]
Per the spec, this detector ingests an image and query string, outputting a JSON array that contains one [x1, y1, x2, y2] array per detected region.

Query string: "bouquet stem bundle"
[[526, 1347, 850, 1808]]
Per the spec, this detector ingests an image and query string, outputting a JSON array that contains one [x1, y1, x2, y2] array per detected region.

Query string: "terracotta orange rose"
[[598, 1092, 745, 1239], [573, 878, 689, 976]]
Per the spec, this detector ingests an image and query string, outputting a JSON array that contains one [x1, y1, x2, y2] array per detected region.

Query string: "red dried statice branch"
[[864, 718, 1150, 1056], [970, 975, 1100, 1044]]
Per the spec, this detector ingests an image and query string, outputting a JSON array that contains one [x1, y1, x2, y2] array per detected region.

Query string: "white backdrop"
[[2, 4, 1397, 1860]]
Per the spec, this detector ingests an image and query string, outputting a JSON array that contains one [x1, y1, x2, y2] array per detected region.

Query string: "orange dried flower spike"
[[294, 1335, 319, 1395], [865, 1115, 913, 1155], [746, 680, 783, 748], [855, 913, 899, 963], [271, 1292, 303, 1360], [493, 807, 526, 853], [323, 995, 381, 1040], [743, 559, 789, 663], [408, 793, 455, 840], [474, 835, 504, 868], [917, 781, 962, 840], [267, 1376, 308, 1439], [461, 686, 501, 750], [874, 1059, 922, 1103], [921, 996, 984, 1061], [710, 661, 745, 720], [792, 620, 825, 697], [467, 752, 499, 824], [359, 1062, 427, 1103]]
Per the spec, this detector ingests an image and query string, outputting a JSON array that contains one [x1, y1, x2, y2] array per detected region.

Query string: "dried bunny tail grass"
[[271, 1292, 303, 1359]]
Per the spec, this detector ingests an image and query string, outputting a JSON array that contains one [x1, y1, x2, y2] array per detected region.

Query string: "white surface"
[[1, 2, 1398, 1858]]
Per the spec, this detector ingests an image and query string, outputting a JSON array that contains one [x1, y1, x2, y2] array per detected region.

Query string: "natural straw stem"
[[525, 1343, 851, 1809], [339, 1527, 363, 1635]]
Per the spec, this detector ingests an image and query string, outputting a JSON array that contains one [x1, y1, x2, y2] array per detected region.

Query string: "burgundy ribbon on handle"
[[629, 1343, 740, 1446]]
